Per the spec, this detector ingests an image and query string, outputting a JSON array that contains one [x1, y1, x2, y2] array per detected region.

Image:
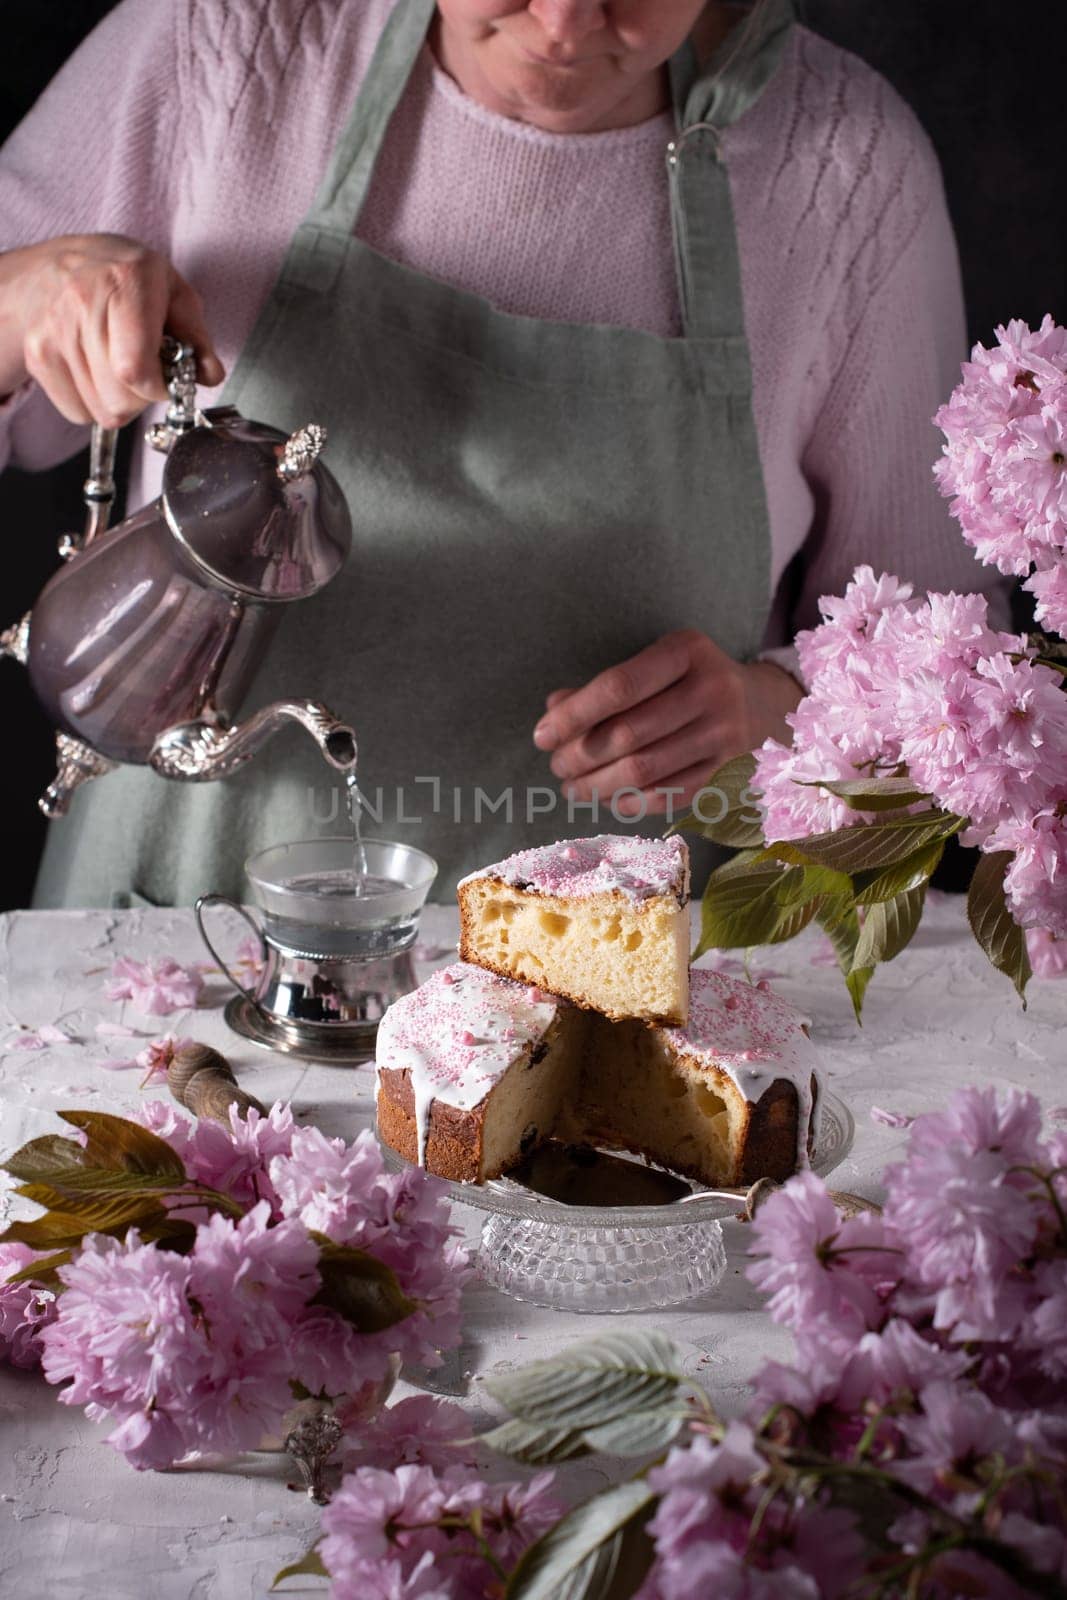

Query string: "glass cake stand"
[[381, 1090, 854, 1313]]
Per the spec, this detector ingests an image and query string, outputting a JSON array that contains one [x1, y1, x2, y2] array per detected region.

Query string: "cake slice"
[[375, 962, 589, 1182], [568, 969, 822, 1186], [457, 834, 690, 1025]]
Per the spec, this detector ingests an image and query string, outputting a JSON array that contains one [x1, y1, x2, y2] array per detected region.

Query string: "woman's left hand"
[[533, 629, 802, 817]]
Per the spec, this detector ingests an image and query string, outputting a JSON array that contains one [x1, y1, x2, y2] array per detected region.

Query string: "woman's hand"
[[533, 629, 802, 817], [0, 233, 223, 425]]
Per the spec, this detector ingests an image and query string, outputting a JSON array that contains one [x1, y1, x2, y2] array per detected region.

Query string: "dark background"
[[1, 1, 1064, 908]]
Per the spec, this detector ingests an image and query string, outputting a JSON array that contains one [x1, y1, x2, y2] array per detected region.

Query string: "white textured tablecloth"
[[0, 899, 1064, 1599]]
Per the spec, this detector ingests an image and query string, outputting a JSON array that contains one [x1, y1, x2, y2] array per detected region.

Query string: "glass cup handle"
[[194, 893, 267, 1004]]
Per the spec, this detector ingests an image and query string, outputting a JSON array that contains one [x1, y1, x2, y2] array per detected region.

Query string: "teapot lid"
[[161, 409, 351, 600]]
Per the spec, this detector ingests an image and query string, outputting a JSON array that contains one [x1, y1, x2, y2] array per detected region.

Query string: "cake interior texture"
[[568, 1018, 812, 1187], [458, 877, 688, 1025], [377, 1012, 586, 1184], [377, 1000, 818, 1187]]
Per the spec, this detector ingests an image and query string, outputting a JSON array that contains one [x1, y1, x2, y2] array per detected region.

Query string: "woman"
[[0, 0, 1004, 904]]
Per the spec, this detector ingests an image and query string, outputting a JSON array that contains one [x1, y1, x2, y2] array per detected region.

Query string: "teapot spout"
[[149, 702, 358, 782]]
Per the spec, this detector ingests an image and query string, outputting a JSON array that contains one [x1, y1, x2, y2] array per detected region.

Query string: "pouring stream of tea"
[[345, 770, 369, 893]]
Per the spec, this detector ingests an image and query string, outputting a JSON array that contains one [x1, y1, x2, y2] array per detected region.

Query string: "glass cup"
[[196, 837, 437, 1060]]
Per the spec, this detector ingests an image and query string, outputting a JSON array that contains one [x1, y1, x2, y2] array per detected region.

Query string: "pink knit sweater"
[[0, 0, 1008, 644]]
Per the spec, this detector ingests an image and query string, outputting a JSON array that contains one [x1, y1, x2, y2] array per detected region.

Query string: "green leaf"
[[484, 1331, 681, 1430], [671, 753, 764, 848], [3, 1134, 98, 1187], [311, 1239, 416, 1334], [801, 775, 931, 810], [58, 1111, 187, 1181], [853, 885, 926, 969], [967, 851, 1031, 1004], [765, 809, 964, 875], [581, 1408, 688, 1458], [852, 837, 946, 905], [845, 965, 874, 1024], [695, 860, 818, 955], [3, 1114, 187, 1195], [815, 903, 872, 1025], [482, 1418, 591, 1465], [6, 1248, 76, 1287], [773, 863, 854, 906], [505, 1479, 656, 1600], [271, 1545, 328, 1588]]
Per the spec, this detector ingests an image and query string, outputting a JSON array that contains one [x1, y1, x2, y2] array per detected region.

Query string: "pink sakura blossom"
[[870, 1106, 914, 1128], [892, 1380, 1015, 1498], [1026, 557, 1067, 638], [747, 1173, 899, 1356], [0, 1243, 57, 1368], [40, 1230, 205, 1469], [935, 316, 1067, 575], [326, 1552, 450, 1600], [796, 566, 913, 682], [644, 1426, 865, 1600], [101, 1033, 196, 1082], [1027, 926, 1067, 978], [986, 810, 1067, 937], [752, 735, 861, 842], [883, 1087, 1044, 1341], [105, 955, 203, 1015], [269, 1126, 472, 1371], [134, 1098, 296, 1214], [7, 1024, 71, 1052], [341, 1395, 474, 1474], [39, 1207, 323, 1468], [1025, 1260, 1067, 1382], [320, 1461, 560, 1600]]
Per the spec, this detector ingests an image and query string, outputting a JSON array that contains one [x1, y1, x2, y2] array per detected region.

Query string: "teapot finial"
[[278, 424, 327, 483]]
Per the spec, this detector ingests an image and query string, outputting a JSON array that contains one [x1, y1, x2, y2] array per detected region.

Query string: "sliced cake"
[[568, 968, 822, 1186], [375, 961, 589, 1183], [457, 834, 690, 1025], [376, 963, 821, 1189]]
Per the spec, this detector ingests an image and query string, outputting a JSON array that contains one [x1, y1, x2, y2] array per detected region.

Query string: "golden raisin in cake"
[[457, 834, 690, 1025], [376, 963, 821, 1189], [567, 968, 822, 1187], [374, 962, 589, 1183]]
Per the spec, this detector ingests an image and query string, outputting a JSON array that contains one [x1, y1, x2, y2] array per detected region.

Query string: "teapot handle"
[[59, 338, 198, 561], [57, 423, 118, 560], [194, 893, 268, 1004]]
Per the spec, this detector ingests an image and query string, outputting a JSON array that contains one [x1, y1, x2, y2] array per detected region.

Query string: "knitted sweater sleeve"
[[0, 0, 184, 475], [788, 102, 1012, 635]]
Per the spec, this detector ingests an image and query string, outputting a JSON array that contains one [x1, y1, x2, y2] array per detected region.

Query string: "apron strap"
[[307, 0, 437, 239], [667, 0, 795, 339]]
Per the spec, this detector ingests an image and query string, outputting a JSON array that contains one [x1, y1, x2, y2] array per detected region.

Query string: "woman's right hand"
[[0, 233, 224, 426]]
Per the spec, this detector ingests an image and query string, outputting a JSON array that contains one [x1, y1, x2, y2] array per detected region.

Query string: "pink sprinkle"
[[740, 1050, 759, 1062], [460, 1030, 477, 1046], [755, 979, 771, 993], [441, 971, 457, 986], [561, 845, 579, 861], [525, 986, 546, 1004], [723, 995, 741, 1012]]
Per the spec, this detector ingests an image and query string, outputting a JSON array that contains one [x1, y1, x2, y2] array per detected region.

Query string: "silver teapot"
[[1, 340, 357, 815]]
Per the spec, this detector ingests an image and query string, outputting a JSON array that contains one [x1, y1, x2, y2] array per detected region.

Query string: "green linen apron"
[[33, 0, 794, 909]]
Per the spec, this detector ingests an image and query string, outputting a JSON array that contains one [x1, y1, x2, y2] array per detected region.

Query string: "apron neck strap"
[[308, 0, 437, 235], [666, 0, 795, 339]]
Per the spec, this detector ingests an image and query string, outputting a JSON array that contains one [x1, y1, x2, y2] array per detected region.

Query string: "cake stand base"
[[477, 1213, 727, 1313]]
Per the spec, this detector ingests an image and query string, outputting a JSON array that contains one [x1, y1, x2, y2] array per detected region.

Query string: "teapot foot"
[[39, 733, 118, 819]]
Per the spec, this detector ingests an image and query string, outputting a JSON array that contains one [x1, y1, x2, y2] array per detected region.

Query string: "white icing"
[[375, 962, 559, 1164], [457, 833, 687, 904], [661, 969, 823, 1169]]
